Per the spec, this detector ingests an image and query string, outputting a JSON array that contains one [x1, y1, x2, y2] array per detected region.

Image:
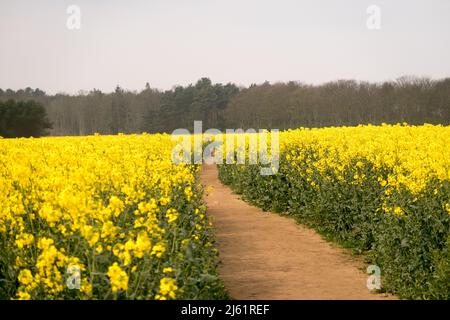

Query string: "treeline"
[[1, 76, 449, 136], [225, 76, 450, 129]]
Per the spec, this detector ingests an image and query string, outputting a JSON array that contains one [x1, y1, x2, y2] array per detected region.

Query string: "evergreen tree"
[[0, 100, 52, 138]]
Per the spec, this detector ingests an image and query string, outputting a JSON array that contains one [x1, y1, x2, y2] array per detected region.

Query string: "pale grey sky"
[[1, 0, 449, 94]]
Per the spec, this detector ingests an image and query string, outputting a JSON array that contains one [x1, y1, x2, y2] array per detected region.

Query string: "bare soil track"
[[201, 164, 396, 300]]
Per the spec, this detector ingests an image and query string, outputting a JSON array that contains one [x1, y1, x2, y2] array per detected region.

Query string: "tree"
[[0, 100, 52, 138]]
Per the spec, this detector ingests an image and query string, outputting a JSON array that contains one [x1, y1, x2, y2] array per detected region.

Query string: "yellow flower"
[[159, 197, 171, 206], [15, 233, 34, 249], [157, 277, 178, 299], [38, 203, 61, 226], [184, 187, 193, 201], [18, 269, 34, 286], [393, 206, 404, 216], [378, 177, 387, 187], [138, 199, 158, 214], [38, 237, 54, 250], [134, 231, 151, 258], [165, 208, 178, 223], [81, 279, 93, 296], [81, 225, 100, 247], [108, 196, 124, 217], [101, 221, 118, 239], [151, 243, 166, 258], [17, 291, 31, 300], [107, 263, 129, 293]]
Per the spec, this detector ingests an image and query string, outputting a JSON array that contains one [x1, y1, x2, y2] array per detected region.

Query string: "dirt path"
[[201, 165, 395, 300]]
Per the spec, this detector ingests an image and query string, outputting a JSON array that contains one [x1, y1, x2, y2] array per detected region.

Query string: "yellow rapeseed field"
[[0, 134, 226, 300], [2, 124, 450, 299]]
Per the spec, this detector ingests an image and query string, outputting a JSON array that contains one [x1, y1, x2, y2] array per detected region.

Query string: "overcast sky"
[[1, 0, 449, 94]]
